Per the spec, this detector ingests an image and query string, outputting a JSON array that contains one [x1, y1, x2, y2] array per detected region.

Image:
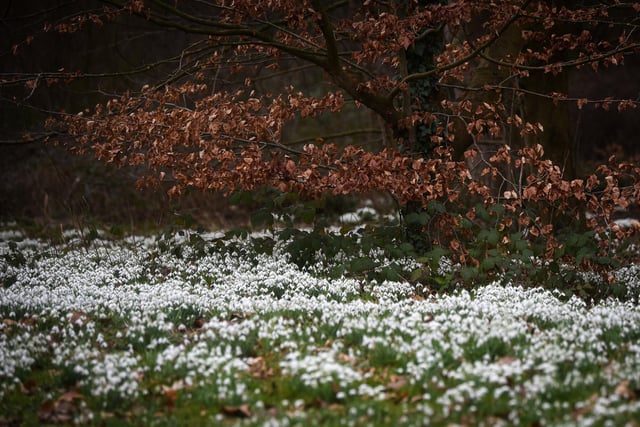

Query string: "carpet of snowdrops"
[[2, 225, 640, 426]]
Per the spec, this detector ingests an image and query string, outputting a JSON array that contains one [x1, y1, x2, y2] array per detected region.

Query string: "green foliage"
[[230, 188, 358, 230], [277, 221, 419, 285], [155, 231, 206, 260], [463, 336, 512, 363], [3, 241, 27, 269], [400, 195, 631, 300], [137, 183, 637, 302], [2, 241, 29, 289], [365, 342, 404, 368]]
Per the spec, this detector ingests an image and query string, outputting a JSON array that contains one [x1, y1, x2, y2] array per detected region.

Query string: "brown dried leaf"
[[221, 404, 252, 418], [385, 375, 408, 391], [498, 356, 517, 365], [69, 311, 89, 325], [614, 380, 636, 400], [38, 390, 84, 423]]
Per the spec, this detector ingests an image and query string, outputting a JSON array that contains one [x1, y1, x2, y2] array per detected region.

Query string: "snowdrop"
[[2, 231, 640, 425]]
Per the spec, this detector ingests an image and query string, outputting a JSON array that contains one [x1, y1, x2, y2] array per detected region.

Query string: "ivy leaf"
[[481, 257, 497, 271], [350, 257, 377, 274], [250, 209, 273, 229], [460, 267, 479, 281]]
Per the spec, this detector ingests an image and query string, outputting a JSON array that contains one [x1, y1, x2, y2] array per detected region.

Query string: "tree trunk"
[[450, 15, 576, 181]]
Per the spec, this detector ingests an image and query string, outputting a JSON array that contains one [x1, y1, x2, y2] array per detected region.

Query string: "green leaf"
[[329, 264, 347, 279], [553, 246, 566, 259], [487, 248, 500, 257], [488, 204, 506, 216], [515, 238, 529, 252], [597, 256, 617, 267], [481, 257, 497, 271], [361, 235, 374, 254], [298, 206, 316, 224], [250, 209, 273, 229], [461, 217, 474, 229], [310, 237, 322, 251], [611, 283, 627, 298], [476, 204, 491, 221], [405, 212, 430, 226], [417, 247, 449, 265], [226, 228, 250, 239], [228, 191, 253, 206], [521, 249, 534, 260], [383, 265, 404, 281], [399, 242, 415, 254], [410, 268, 425, 282], [278, 228, 301, 242], [427, 201, 446, 214], [487, 229, 500, 246], [477, 229, 500, 246], [468, 247, 483, 259], [460, 266, 479, 281], [350, 257, 377, 274], [576, 247, 592, 265], [339, 225, 354, 235]]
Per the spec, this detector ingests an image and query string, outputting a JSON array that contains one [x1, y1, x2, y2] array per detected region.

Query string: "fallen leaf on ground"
[[386, 375, 408, 390], [38, 390, 84, 424], [615, 380, 636, 400], [221, 404, 252, 418]]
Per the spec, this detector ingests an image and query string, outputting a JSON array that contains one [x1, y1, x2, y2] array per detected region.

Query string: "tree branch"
[[0, 132, 57, 144], [147, 0, 246, 31], [0, 49, 205, 88], [310, 0, 340, 69], [439, 82, 640, 107], [476, 42, 640, 73], [100, 0, 332, 68], [284, 128, 382, 146]]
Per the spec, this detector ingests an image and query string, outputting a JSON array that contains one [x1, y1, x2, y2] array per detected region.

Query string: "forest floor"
[[1, 225, 640, 426]]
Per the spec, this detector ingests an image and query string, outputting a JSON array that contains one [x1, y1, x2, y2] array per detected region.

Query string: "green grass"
[[1, 227, 640, 426]]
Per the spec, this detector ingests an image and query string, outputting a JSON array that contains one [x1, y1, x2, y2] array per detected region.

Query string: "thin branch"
[[0, 51, 196, 87], [147, 0, 245, 31], [414, 23, 444, 43], [284, 128, 382, 146], [101, 0, 330, 67], [250, 63, 319, 83], [476, 42, 640, 73], [257, 18, 324, 51], [0, 138, 41, 145], [22, 73, 40, 101], [439, 82, 640, 107]]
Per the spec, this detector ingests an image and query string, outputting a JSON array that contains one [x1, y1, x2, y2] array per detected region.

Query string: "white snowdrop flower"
[[3, 228, 640, 424]]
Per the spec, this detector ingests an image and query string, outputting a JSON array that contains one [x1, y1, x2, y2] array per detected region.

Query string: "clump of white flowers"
[[1, 230, 640, 425]]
